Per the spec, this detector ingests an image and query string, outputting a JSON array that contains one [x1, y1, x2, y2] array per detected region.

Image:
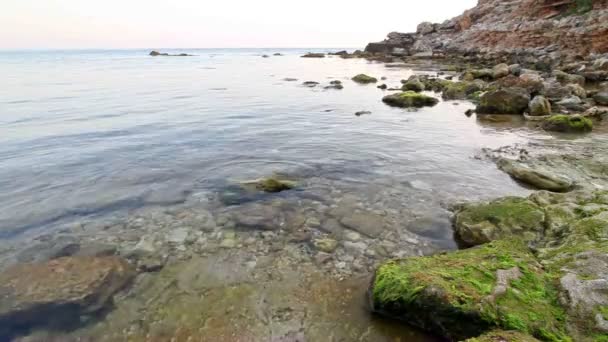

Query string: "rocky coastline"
[[2, 1, 608, 341]]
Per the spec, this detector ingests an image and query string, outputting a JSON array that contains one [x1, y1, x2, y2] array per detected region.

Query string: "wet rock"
[[556, 96, 586, 112], [226, 202, 284, 231], [541, 81, 573, 101], [339, 212, 384, 238], [301, 53, 325, 58], [343, 241, 367, 255], [528, 95, 552, 116], [469, 69, 494, 81], [407, 216, 453, 240], [454, 197, 545, 247], [241, 177, 296, 193], [476, 88, 530, 115], [302, 81, 319, 87], [542, 114, 593, 133], [377, 84, 388, 90], [319, 218, 344, 238], [382, 92, 439, 108], [324, 83, 344, 90], [492, 63, 510, 79], [497, 158, 573, 192], [594, 91, 608, 106], [352, 74, 378, 84], [0, 257, 134, 336], [313, 238, 338, 253], [442, 81, 483, 100], [566, 84, 587, 99], [273, 53, 283, 56], [262, 55, 270, 58], [149, 50, 164, 56], [167, 228, 190, 245], [554, 70, 585, 86], [283, 78, 298, 82], [370, 239, 568, 341], [355, 111, 371, 116], [401, 77, 425, 92]]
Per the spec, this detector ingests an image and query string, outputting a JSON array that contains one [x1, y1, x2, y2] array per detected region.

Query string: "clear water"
[[0, 48, 560, 341], [0, 48, 536, 237]]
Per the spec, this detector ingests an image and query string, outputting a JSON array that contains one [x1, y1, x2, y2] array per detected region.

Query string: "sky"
[[0, 0, 477, 49]]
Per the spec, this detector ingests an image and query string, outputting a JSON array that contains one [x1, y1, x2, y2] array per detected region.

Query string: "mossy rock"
[[454, 197, 546, 247], [240, 177, 296, 193], [476, 88, 531, 115], [382, 91, 439, 108], [442, 81, 483, 100], [542, 115, 593, 133], [370, 239, 570, 341], [401, 78, 425, 92], [352, 74, 378, 84], [420, 77, 451, 92], [465, 330, 541, 342]]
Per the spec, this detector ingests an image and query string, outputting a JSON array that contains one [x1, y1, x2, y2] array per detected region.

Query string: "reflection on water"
[[0, 48, 588, 340]]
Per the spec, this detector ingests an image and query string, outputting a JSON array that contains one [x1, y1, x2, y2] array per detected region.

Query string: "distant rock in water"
[[301, 53, 326, 58], [149, 51, 194, 57]]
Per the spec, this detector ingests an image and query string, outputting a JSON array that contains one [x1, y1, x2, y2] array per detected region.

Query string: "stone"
[[442, 81, 483, 100], [542, 114, 593, 133], [402, 78, 425, 92], [241, 177, 296, 193], [593, 58, 608, 71], [556, 96, 586, 112], [377, 84, 388, 90], [339, 212, 384, 238], [492, 63, 510, 79], [554, 70, 585, 86], [497, 158, 573, 192], [476, 88, 531, 115], [566, 84, 586, 99], [382, 92, 439, 108], [0, 257, 134, 335], [417, 21, 436, 35], [528, 95, 552, 116], [343, 241, 367, 255], [301, 53, 325, 58], [406, 216, 453, 240], [370, 239, 568, 341], [470, 69, 494, 81], [454, 197, 545, 247], [594, 92, 608, 106], [355, 111, 372, 116], [226, 202, 284, 231], [464, 330, 541, 342], [302, 81, 319, 87], [508, 64, 522, 76], [313, 238, 338, 253], [541, 81, 573, 101], [352, 74, 378, 84], [167, 228, 190, 244]]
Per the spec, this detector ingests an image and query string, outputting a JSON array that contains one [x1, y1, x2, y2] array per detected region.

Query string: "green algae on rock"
[[352, 74, 378, 84], [370, 239, 570, 341], [401, 77, 425, 92], [442, 81, 484, 100], [464, 330, 541, 342], [454, 197, 546, 247], [542, 114, 593, 133], [382, 91, 439, 108], [476, 88, 531, 115]]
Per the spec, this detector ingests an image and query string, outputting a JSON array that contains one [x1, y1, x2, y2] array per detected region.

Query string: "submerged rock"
[[454, 197, 545, 247], [542, 114, 593, 133], [382, 91, 439, 108], [0, 257, 134, 337], [352, 74, 378, 84], [241, 177, 296, 193], [476, 88, 530, 115], [370, 239, 568, 341], [497, 158, 574, 192]]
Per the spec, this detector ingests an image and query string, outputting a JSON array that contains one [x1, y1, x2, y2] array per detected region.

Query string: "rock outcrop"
[[365, 0, 608, 65]]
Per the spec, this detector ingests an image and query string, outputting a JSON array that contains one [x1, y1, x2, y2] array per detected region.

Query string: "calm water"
[[0, 48, 589, 341], [0, 48, 537, 238]]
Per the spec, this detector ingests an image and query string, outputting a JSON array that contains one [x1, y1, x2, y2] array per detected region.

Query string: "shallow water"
[[2, 48, 602, 341]]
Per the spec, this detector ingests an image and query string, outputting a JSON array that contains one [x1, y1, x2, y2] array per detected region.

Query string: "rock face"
[[365, 1, 608, 62], [0, 256, 134, 337]]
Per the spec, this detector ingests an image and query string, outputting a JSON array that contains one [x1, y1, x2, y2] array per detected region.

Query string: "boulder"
[[556, 96, 586, 112], [542, 114, 593, 133], [454, 197, 545, 247], [476, 88, 531, 115], [541, 81, 573, 101], [554, 70, 585, 86], [401, 77, 425, 92], [593, 58, 608, 71], [352, 74, 378, 84], [508, 64, 522, 77], [370, 239, 568, 341], [382, 92, 439, 108], [0, 257, 134, 335], [417, 22, 436, 35], [566, 84, 586, 99], [442, 81, 483, 100], [494, 74, 544, 95], [528, 95, 552, 116], [594, 92, 608, 106], [492, 63, 510, 79], [497, 158, 573, 192]]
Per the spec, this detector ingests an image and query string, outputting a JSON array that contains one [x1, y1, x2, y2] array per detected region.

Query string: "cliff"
[[366, 0, 608, 65]]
